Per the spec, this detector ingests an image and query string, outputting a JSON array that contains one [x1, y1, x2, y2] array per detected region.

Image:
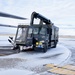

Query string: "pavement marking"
[[62, 65, 75, 71], [45, 64, 75, 75], [45, 64, 57, 68], [49, 67, 75, 75]]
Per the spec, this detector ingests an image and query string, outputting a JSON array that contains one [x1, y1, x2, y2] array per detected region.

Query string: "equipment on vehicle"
[[8, 12, 59, 53]]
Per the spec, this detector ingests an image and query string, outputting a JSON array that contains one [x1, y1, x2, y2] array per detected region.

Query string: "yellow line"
[[49, 67, 75, 75], [62, 65, 75, 71], [45, 64, 57, 68], [45, 64, 75, 75]]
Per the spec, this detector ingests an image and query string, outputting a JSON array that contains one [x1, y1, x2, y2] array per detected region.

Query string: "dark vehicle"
[[9, 12, 59, 53]]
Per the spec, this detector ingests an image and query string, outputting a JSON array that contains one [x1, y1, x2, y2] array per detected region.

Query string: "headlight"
[[36, 42, 39, 45], [36, 42, 42, 45], [36, 41, 44, 48], [39, 42, 42, 45], [36, 40, 45, 45]]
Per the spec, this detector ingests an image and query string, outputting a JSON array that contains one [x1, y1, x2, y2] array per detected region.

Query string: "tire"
[[13, 45, 20, 53], [43, 43, 47, 53], [33, 44, 36, 50], [52, 40, 57, 48], [17, 47, 20, 53]]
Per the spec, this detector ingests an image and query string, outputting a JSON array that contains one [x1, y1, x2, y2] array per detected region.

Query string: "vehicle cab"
[[14, 24, 49, 52]]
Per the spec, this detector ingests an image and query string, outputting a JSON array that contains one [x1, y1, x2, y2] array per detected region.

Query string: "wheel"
[[43, 43, 48, 53], [13, 45, 20, 53], [52, 40, 57, 48], [33, 44, 36, 50], [17, 47, 20, 53]]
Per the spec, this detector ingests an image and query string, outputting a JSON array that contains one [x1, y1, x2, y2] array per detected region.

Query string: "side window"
[[16, 28, 27, 42], [27, 28, 32, 38], [16, 28, 22, 39], [28, 28, 32, 34]]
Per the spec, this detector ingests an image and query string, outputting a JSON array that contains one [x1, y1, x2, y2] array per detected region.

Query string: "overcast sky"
[[0, 0, 75, 26]]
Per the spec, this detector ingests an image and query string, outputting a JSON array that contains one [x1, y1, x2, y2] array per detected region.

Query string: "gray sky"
[[0, 0, 75, 25]]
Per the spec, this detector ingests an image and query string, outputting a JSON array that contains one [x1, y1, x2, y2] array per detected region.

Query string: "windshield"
[[33, 27, 46, 35]]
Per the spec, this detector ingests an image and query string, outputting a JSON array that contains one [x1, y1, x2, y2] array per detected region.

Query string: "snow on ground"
[[59, 38, 75, 65], [0, 44, 71, 75], [59, 38, 75, 48], [0, 69, 34, 75], [0, 44, 71, 65]]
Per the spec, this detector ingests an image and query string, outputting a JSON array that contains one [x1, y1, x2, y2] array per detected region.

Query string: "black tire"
[[33, 44, 36, 50], [13, 45, 20, 53], [17, 48, 20, 53], [52, 40, 57, 48], [43, 43, 47, 53]]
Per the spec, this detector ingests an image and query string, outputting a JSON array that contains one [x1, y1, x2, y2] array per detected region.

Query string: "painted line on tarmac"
[[45, 64, 75, 75], [48, 66, 75, 75]]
